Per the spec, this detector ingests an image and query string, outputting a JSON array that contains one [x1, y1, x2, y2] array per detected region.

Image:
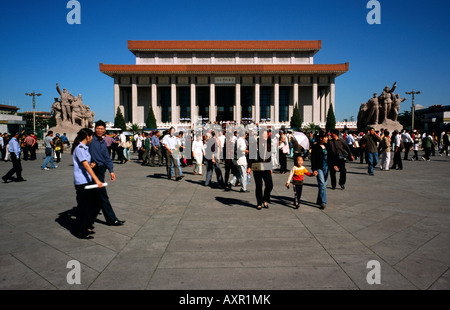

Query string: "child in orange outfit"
[[285, 156, 313, 209]]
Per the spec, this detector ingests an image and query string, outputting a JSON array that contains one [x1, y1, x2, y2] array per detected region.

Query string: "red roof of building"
[[99, 63, 349, 77], [0, 104, 19, 110], [128, 40, 322, 52]]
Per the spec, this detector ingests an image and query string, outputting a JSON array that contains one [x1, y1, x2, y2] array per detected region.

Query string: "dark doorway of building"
[[196, 87, 210, 121], [158, 86, 171, 123], [241, 86, 253, 120], [216, 86, 235, 122]]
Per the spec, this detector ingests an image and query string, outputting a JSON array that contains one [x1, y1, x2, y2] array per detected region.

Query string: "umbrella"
[[122, 131, 133, 136], [293, 131, 309, 150]]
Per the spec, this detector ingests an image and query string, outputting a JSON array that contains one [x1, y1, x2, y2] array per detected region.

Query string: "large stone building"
[[100, 40, 349, 128], [0, 104, 26, 134]]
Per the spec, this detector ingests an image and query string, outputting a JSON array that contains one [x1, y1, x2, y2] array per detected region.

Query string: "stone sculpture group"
[[51, 83, 95, 129], [49, 83, 95, 141], [357, 82, 406, 132]]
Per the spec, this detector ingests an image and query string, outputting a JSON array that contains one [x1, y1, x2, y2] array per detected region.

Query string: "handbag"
[[55, 146, 61, 152], [282, 144, 289, 154]]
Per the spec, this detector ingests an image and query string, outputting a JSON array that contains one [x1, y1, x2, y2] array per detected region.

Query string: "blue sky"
[[1, 0, 449, 123]]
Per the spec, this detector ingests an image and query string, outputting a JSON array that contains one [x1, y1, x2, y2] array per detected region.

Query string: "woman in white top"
[[192, 135, 205, 175]]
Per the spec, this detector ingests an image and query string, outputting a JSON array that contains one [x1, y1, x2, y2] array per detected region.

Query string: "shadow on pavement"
[[270, 194, 321, 210], [215, 196, 256, 209], [55, 206, 82, 238]]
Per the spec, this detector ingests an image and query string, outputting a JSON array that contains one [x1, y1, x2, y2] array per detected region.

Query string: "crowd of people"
[[105, 125, 450, 212], [1, 123, 449, 239]]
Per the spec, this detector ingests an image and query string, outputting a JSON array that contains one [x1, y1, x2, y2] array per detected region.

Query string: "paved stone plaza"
[[0, 150, 449, 290]]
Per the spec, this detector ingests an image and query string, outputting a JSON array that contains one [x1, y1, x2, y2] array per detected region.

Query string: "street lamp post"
[[25, 91, 42, 133], [405, 90, 421, 130]]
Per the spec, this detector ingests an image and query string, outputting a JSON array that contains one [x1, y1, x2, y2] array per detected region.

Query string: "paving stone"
[[0, 151, 449, 290], [333, 254, 417, 290], [147, 266, 356, 290]]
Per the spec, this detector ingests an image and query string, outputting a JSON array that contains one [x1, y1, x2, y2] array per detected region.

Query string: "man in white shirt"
[[345, 132, 356, 160], [401, 130, 414, 160], [136, 132, 144, 160], [118, 131, 127, 164], [217, 130, 226, 162], [229, 129, 249, 192], [162, 127, 181, 181], [391, 130, 403, 170], [133, 133, 139, 153]]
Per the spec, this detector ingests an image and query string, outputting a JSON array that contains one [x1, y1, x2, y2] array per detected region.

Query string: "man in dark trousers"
[[361, 127, 381, 175], [204, 131, 225, 187], [328, 129, 354, 189], [89, 120, 125, 226], [2, 132, 26, 183]]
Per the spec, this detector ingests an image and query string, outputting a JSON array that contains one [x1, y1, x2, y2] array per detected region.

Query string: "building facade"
[[0, 104, 26, 134], [100, 40, 349, 128], [415, 105, 450, 133]]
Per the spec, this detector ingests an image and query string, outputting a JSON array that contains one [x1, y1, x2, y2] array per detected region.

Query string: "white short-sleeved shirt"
[[162, 134, 178, 151], [73, 142, 92, 185], [235, 137, 248, 166]]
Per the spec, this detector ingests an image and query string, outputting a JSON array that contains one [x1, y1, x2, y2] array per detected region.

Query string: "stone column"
[[151, 76, 158, 124], [235, 77, 241, 122], [114, 76, 120, 117], [292, 76, 299, 120], [132, 76, 138, 124], [312, 75, 319, 124], [330, 75, 336, 113], [274, 76, 279, 123], [325, 86, 331, 121], [210, 76, 215, 122], [190, 76, 196, 124], [171, 76, 177, 124], [254, 76, 260, 123], [320, 89, 326, 123]]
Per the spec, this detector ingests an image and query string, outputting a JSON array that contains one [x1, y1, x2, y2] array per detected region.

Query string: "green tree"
[[304, 123, 320, 133], [325, 103, 336, 132], [145, 105, 158, 129], [114, 107, 126, 131], [130, 123, 140, 134], [290, 102, 302, 131]]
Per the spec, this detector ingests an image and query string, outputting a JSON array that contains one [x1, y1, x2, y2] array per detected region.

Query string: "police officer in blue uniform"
[[72, 128, 104, 239]]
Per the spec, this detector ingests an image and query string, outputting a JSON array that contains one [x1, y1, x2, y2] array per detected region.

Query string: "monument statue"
[[71, 95, 85, 127], [56, 83, 75, 123], [49, 83, 95, 141], [357, 103, 368, 131], [390, 94, 407, 122], [51, 97, 62, 127], [366, 93, 379, 125], [85, 105, 95, 128], [357, 81, 404, 132], [378, 82, 397, 124]]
